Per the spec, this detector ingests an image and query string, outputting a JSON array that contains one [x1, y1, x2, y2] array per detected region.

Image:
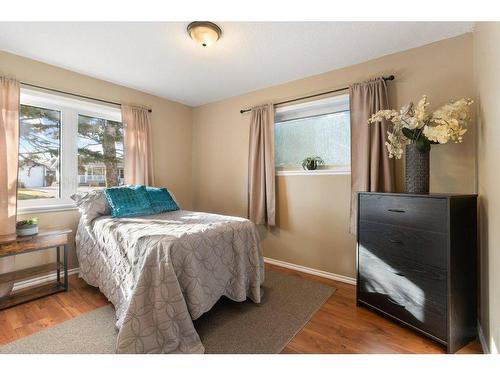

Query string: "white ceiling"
[[0, 22, 474, 107]]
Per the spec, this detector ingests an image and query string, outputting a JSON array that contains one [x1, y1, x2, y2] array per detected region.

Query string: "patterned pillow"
[[104, 185, 155, 218], [146, 187, 179, 214], [71, 190, 111, 224]]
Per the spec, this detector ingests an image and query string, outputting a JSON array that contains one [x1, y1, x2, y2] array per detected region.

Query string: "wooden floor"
[[0, 264, 482, 354]]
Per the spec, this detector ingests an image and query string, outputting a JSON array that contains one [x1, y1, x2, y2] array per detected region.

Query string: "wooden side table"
[[0, 228, 72, 310]]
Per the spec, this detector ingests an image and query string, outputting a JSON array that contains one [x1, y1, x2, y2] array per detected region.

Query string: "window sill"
[[17, 203, 78, 215], [276, 169, 351, 176]]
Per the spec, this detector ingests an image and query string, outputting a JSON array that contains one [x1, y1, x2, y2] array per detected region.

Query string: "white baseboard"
[[12, 267, 80, 292], [478, 320, 489, 354], [264, 257, 356, 285], [491, 336, 499, 355]]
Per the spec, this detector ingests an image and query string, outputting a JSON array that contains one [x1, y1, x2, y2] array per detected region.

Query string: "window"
[[77, 114, 124, 192], [274, 94, 350, 175], [18, 88, 123, 212], [18, 105, 61, 200]]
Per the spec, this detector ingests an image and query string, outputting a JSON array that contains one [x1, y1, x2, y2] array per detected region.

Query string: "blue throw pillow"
[[104, 185, 155, 218], [146, 187, 179, 214]]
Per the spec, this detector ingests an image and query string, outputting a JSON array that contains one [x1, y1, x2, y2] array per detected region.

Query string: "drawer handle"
[[387, 297, 405, 308], [388, 209, 406, 213], [394, 272, 406, 277], [389, 239, 403, 244]]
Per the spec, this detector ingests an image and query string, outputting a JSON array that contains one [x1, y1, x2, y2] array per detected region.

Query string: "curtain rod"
[[20, 82, 153, 113], [239, 75, 395, 114]]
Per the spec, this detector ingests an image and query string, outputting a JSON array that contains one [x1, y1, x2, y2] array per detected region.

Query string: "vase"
[[16, 223, 39, 236], [405, 143, 430, 194]]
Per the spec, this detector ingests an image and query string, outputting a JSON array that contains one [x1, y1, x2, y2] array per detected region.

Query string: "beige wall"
[[192, 33, 476, 279], [0, 50, 194, 270], [474, 22, 500, 354]]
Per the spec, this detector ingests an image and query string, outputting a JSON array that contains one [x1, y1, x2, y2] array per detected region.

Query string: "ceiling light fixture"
[[187, 21, 222, 47]]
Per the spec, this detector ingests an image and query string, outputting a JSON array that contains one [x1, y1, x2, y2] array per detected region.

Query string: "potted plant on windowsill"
[[368, 95, 473, 194], [301, 156, 325, 171]]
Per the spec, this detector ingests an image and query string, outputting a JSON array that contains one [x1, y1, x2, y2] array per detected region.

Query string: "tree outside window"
[[17, 105, 61, 200], [77, 115, 124, 190]]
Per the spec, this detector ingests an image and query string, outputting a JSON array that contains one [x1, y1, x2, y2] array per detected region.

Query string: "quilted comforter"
[[75, 210, 264, 354]]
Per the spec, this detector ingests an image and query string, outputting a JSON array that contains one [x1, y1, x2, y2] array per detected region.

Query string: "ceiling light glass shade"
[[187, 22, 222, 47]]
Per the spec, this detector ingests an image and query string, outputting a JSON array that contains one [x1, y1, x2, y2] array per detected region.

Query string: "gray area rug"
[[0, 269, 334, 354]]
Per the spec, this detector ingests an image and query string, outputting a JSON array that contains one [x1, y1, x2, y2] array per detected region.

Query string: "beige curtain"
[[122, 105, 154, 186], [248, 104, 275, 226], [0, 77, 19, 297], [0, 77, 20, 235], [349, 78, 395, 234]]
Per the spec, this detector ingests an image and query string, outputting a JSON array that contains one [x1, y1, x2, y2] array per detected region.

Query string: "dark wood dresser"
[[356, 192, 477, 353]]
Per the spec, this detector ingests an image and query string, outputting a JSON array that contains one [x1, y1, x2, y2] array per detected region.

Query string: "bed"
[[73, 192, 264, 354]]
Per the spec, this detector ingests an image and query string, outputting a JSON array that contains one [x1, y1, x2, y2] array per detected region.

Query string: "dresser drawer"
[[357, 290, 447, 341], [358, 249, 447, 340], [358, 247, 447, 303], [358, 221, 448, 269], [359, 194, 448, 233]]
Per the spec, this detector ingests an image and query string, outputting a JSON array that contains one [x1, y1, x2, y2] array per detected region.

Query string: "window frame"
[[18, 88, 122, 214], [274, 93, 351, 176]]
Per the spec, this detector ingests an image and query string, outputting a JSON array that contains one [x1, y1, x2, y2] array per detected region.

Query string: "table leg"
[[63, 245, 68, 291], [56, 246, 61, 283]]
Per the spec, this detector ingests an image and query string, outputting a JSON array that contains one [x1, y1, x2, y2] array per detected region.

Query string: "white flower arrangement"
[[368, 95, 473, 159]]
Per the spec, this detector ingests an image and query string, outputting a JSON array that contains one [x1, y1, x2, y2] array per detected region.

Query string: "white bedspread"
[[75, 210, 264, 353]]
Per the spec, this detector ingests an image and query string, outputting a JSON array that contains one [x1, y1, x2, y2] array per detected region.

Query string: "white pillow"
[[71, 190, 111, 223], [167, 189, 181, 209]]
